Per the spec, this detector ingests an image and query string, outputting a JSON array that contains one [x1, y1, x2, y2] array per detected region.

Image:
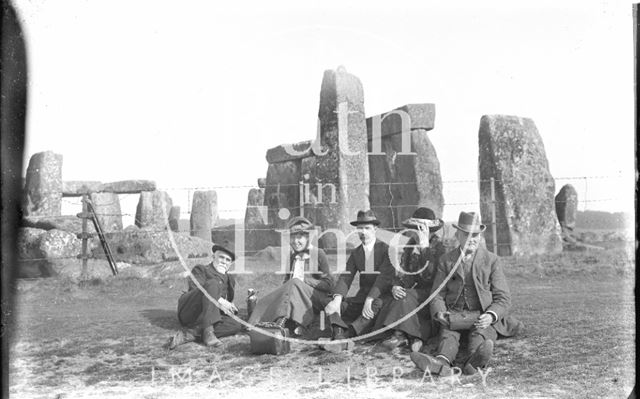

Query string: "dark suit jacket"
[[187, 263, 235, 302], [283, 247, 334, 292], [430, 246, 517, 336], [333, 240, 394, 302]]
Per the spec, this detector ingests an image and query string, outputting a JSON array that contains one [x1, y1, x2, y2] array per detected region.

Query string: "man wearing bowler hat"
[[411, 211, 522, 376], [322, 210, 395, 344], [167, 243, 243, 349]]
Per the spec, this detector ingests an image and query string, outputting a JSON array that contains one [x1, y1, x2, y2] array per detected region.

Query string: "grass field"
[[7, 246, 636, 398]]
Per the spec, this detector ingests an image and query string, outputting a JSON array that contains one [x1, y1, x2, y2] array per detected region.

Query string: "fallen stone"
[[478, 115, 562, 256], [135, 191, 173, 230], [555, 184, 578, 231], [37, 229, 82, 260], [23, 151, 63, 216], [89, 192, 123, 232], [93, 230, 212, 264], [22, 215, 96, 234], [190, 191, 217, 241], [17, 227, 47, 260]]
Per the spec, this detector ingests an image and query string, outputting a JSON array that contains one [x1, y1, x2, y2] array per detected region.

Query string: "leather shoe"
[[463, 339, 494, 375], [332, 326, 353, 340], [381, 331, 408, 349], [410, 352, 452, 376], [202, 326, 222, 347]]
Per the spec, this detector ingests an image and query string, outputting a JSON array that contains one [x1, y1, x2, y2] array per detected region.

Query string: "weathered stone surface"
[[367, 127, 443, 229], [303, 67, 370, 247], [264, 161, 300, 228], [37, 229, 82, 259], [23, 151, 63, 216], [245, 188, 266, 227], [555, 184, 578, 231], [169, 206, 181, 232], [95, 230, 212, 264], [190, 191, 217, 241], [135, 191, 173, 230], [17, 227, 47, 259], [244, 188, 279, 251], [62, 181, 102, 196], [257, 178, 267, 188], [266, 140, 313, 164], [478, 115, 562, 256], [366, 103, 436, 141], [90, 192, 123, 232], [22, 215, 96, 234], [62, 180, 157, 196], [99, 180, 156, 194]]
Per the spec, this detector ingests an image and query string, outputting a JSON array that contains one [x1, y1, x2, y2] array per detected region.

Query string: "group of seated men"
[[167, 207, 523, 376]]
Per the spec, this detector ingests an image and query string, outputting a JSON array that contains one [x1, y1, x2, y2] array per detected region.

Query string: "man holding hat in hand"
[[375, 207, 447, 352], [167, 243, 242, 349], [411, 211, 522, 376]]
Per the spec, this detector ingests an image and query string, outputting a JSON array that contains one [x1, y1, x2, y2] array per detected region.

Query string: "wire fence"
[[17, 173, 631, 268]]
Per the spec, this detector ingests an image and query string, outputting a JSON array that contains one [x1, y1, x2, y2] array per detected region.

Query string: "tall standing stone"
[[245, 188, 277, 250], [190, 190, 217, 241], [135, 191, 173, 230], [263, 161, 301, 229], [366, 104, 442, 229], [23, 151, 62, 216], [302, 67, 370, 247], [168, 206, 181, 232], [555, 184, 578, 231], [90, 192, 123, 232], [478, 115, 562, 256]]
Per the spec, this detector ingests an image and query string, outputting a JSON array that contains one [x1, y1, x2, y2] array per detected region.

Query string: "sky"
[[13, 0, 635, 225]]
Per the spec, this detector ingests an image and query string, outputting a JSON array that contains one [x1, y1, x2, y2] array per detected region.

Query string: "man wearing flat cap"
[[411, 211, 523, 376], [167, 243, 242, 349], [248, 216, 334, 335], [322, 210, 395, 344], [375, 207, 447, 352]]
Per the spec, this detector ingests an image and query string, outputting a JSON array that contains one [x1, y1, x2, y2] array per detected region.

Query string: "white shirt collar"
[[362, 240, 376, 252]]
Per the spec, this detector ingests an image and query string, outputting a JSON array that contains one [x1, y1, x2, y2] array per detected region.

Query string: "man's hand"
[[434, 311, 450, 328], [474, 313, 493, 330], [416, 222, 430, 249], [361, 297, 375, 319], [324, 296, 342, 315], [218, 298, 238, 315], [391, 285, 406, 300]]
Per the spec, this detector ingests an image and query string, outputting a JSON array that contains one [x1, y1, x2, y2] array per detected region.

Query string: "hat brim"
[[452, 223, 486, 234], [350, 219, 381, 226], [401, 218, 444, 232], [211, 244, 235, 261]]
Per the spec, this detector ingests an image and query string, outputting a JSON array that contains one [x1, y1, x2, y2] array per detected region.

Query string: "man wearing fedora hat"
[[375, 207, 447, 352], [321, 210, 395, 344], [248, 216, 334, 335], [411, 211, 522, 376], [167, 243, 243, 349]]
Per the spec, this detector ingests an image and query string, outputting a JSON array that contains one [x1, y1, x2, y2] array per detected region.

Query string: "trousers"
[[177, 279, 242, 338]]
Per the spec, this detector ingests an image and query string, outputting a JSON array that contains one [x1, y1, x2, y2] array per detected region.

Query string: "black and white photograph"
[[1, 0, 636, 397]]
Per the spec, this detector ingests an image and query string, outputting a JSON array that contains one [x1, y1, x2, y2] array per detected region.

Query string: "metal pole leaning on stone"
[[86, 198, 118, 276]]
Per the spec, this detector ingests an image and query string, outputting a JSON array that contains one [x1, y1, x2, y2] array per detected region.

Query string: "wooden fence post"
[[299, 180, 304, 218], [77, 194, 90, 278], [490, 177, 498, 254]]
